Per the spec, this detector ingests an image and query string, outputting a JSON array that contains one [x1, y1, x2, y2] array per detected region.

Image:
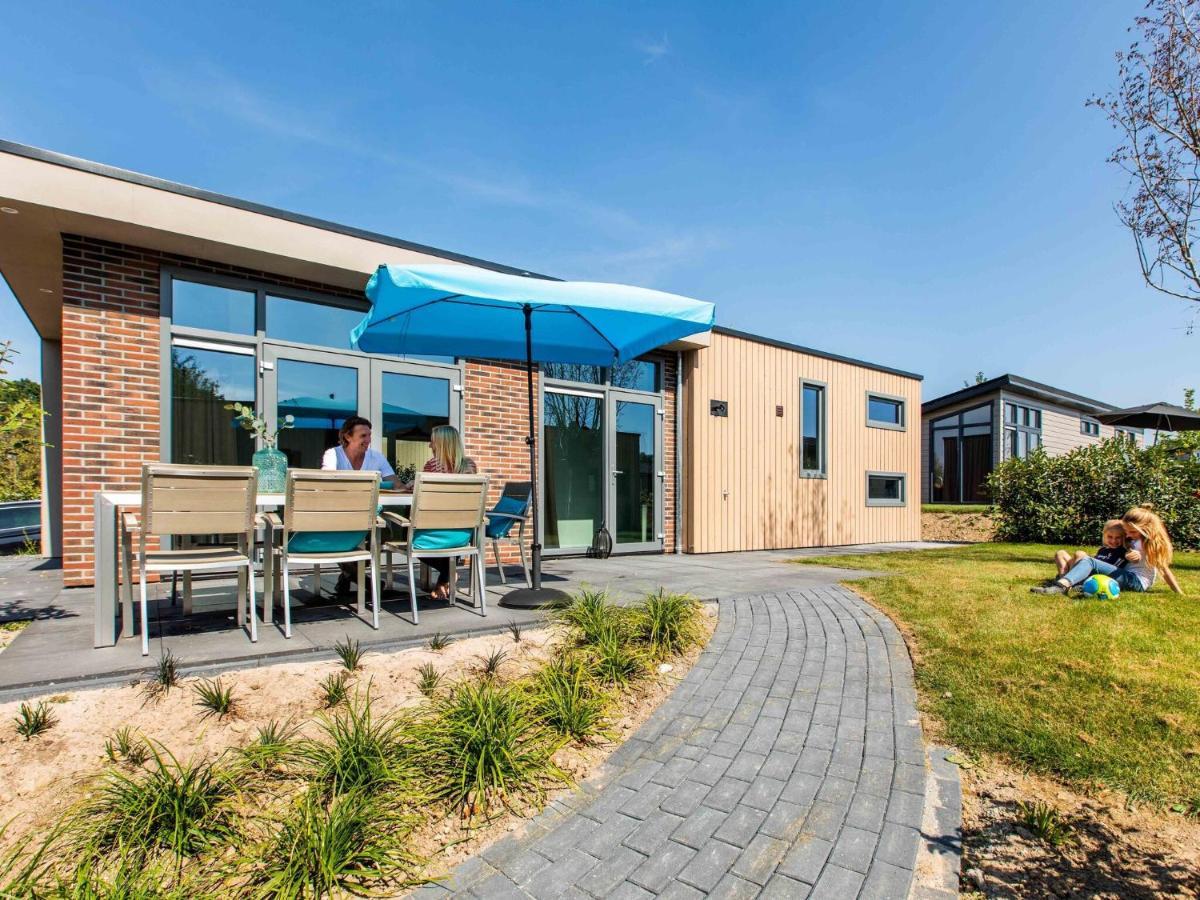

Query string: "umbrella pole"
[[500, 304, 568, 609]]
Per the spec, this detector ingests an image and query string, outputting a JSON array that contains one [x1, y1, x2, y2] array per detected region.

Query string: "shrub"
[[416, 663, 441, 698], [143, 651, 182, 700], [529, 655, 610, 744], [334, 637, 364, 672], [630, 590, 704, 659], [104, 726, 150, 767], [506, 619, 524, 642], [411, 679, 568, 818], [426, 632, 453, 651], [320, 671, 351, 709], [14, 701, 55, 739], [240, 720, 297, 775], [240, 787, 417, 896], [1016, 800, 1073, 846], [294, 693, 415, 800], [478, 647, 508, 678], [588, 629, 645, 686], [988, 439, 1200, 549], [192, 678, 237, 719], [554, 588, 629, 647]]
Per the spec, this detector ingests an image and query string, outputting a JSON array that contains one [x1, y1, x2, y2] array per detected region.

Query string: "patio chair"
[[133, 463, 259, 656], [262, 469, 381, 639], [381, 472, 490, 625], [486, 481, 532, 587]]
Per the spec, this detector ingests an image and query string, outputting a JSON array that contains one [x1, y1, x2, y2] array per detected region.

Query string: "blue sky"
[[0, 0, 1194, 405]]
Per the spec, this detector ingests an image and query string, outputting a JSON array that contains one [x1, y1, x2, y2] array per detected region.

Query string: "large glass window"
[[801, 382, 825, 474], [929, 402, 993, 503], [266, 295, 363, 350], [1004, 401, 1043, 460], [543, 390, 604, 549], [611, 360, 660, 393], [275, 359, 359, 469], [614, 400, 656, 544], [380, 372, 451, 477], [170, 346, 256, 466], [543, 363, 604, 384], [172, 279, 256, 335]]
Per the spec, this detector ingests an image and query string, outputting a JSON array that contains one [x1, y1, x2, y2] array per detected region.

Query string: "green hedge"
[[987, 439, 1200, 549]]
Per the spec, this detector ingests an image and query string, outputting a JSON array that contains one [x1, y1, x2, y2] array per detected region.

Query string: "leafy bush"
[[319, 671, 351, 709], [192, 678, 237, 719], [554, 588, 630, 647], [630, 590, 704, 659], [415, 663, 441, 698], [334, 637, 364, 672], [144, 651, 181, 700], [988, 439, 1200, 549], [294, 694, 415, 799], [104, 727, 149, 767], [240, 720, 297, 775], [529, 655, 610, 744], [14, 701, 56, 739]]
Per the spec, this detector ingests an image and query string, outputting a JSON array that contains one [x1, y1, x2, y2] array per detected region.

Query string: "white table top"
[[97, 491, 413, 507]]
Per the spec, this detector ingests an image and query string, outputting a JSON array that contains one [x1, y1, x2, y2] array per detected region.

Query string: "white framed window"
[[1081, 418, 1100, 437], [866, 471, 906, 507], [866, 392, 906, 430]]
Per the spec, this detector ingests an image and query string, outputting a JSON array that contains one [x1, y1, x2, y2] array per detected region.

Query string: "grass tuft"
[[478, 647, 508, 678], [416, 663, 441, 698], [240, 720, 298, 775], [14, 700, 56, 740], [334, 637, 365, 672], [554, 587, 628, 648], [588, 628, 646, 686], [426, 632, 454, 651], [529, 654, 610, 744], [143, 651, 181, 700], [1017, 800, 1073, 846], [192, 677, 237, 719], [506, 619, 524, 642], [411, 678, 568, 819], [294, 692, 415, 800], [104, 726, 149, 767], [319, 671, 351, 709], [630, 590, 704, 659]]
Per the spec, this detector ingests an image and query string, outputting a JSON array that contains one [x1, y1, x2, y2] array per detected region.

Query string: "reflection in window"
[[867, 473, 905, 506], [172, 279, 255, 335], [170, 347, 255, 466], [380, 372, 450, 477], [930, 402, 993, 503], [543, 363, 603, 384], [275, 359, 359, 470], [543, 391, 604, 549], [801, 383, 825, 473], [267, 295, 363, 349], [614, 401, 656, 544], [611, 359, 660, 393], [867, 395, 903, 427]]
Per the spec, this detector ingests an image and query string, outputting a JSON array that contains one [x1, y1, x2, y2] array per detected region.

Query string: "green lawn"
[[921, 503, 992, 514], [798, 544, 1200, 809]]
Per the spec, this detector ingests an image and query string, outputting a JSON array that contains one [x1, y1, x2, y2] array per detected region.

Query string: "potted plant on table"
[[224, 403, 294, 492]]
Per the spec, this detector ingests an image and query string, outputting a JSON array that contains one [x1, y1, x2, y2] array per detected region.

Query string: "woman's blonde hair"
[[430, 425, 469, 473], [1122, 504, 1174, 570]]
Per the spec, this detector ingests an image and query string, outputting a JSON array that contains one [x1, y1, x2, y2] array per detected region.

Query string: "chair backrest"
[[410, 472, 490, 531], [493, 481, 533, 516], [141, 463, 257, 537], [284, 469, 380, 536]]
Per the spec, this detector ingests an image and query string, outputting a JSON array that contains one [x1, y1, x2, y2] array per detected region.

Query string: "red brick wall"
[[59, 233, 679, 586]]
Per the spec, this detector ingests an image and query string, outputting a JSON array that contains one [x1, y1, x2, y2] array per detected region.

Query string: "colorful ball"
[[1082, 574, 1121, 600]]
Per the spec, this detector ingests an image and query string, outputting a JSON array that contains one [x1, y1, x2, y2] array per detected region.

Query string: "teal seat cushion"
[[288, 530, 368, 554], [412, 528, 474, 551], [486, 495, 529, 539]]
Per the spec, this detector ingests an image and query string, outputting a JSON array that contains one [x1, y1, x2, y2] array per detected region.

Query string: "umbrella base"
[[499, 586, 571, 609]]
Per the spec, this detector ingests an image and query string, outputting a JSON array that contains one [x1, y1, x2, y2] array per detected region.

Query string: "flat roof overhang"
[[0, 141, 712, 352]]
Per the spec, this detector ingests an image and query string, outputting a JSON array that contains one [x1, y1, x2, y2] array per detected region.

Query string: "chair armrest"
[[375, 516, 389, 529], [263, 511, 284, 530], [382, 511, 411, 528], [486, 511, 527, 522], [120, 511, 139, 532]]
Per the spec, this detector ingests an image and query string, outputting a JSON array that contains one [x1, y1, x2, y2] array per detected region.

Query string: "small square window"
[[1081, 419, 1100, 437], [866, 472, 905, 506]]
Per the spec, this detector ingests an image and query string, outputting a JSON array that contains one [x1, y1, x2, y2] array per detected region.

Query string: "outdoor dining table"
[[92, 489, 413, 647]]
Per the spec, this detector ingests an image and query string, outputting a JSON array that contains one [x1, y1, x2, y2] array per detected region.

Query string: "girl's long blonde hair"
[[430, 424, 469, 473], [1122, 505, 1174, 570]]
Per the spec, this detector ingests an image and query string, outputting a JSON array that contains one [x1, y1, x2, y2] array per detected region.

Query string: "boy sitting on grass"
[[1049, 519, 1128, 581]]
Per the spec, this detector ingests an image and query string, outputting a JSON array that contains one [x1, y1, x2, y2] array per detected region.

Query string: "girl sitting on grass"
[[1033, 505, 1183, 595]]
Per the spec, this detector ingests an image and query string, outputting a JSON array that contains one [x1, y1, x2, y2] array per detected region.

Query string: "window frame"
[[866, 471, 907, 507], [1003, 399, 1044, 460], [928, 400, 994, 503], [800, 379, 828, 478], [865, 391, 906, 431], [1080, 417, 1101, 437]]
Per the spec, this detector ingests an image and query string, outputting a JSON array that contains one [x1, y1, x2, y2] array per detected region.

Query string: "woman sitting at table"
[[322, 415, 394, 597], [405, 424, 477, 601]]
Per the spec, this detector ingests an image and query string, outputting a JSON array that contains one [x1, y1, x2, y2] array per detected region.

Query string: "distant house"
[[920, 375, 1142, 504]]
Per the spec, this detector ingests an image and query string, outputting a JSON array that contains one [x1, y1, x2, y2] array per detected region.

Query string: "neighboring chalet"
[[921, 375, 1142, 504]]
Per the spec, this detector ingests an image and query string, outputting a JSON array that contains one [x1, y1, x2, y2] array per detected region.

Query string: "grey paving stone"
[[623, 808, 686, 855], [523, 849, 599, 897], [845, 789, 888, 833], [781, 769, 824, 807], [661, 779, 712, 818], [730, 833, 789, 885], [576, 812, 641, 857], [874, 821, 921, 871], [606, 881, 655, 900], [471, 871, 527, 899], [689, 752, 733, 786], [802, 800, 849, 841], [828, 824, 880, 874], [627, 839, 695, 893], [707, 872, 762, 899], [619, 781, 673, 820], [671, 803, 728, 849], [742, 775, 787, 811], [759, 798, 809, 842], [776, 834, 834, 884], [575, 845, 646, 897], [676, 838, 741, 892], [705, 775, 752, 812], [885, 788, 925, 827], [712, 802, 769, 848], [811, 863, 866, 897], [815, 774, 856, 806], [893, 760, 927, 795], [860, 859, 915, 900], [657, 881, 707, 900], [758, 749, 799, 781], [759, 873, 813, 899]]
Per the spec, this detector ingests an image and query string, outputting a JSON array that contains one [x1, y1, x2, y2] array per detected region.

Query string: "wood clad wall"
[[683, 332, 922, 553]]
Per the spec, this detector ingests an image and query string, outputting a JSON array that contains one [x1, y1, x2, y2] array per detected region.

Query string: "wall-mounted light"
[[0, 207, 18, 215], [39, 288, 53, 294]]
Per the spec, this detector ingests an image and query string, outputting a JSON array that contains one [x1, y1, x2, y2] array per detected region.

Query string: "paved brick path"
[[418, 587, 927, 899]]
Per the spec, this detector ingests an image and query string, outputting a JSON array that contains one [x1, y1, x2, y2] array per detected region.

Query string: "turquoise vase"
[[252, 446, 287, 493]]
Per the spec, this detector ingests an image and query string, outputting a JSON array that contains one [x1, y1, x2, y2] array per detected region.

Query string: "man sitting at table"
[[321, 415, 394, 597]]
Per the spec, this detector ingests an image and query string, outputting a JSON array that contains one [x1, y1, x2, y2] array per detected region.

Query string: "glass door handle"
[[611, 470, 624, 476]]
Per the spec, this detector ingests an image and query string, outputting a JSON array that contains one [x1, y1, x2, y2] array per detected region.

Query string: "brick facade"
[[58, 234, 678, 587]]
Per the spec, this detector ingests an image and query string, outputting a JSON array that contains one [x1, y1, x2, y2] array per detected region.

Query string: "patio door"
[[263, 346, 460, 471], [609, 391, 663, 552]]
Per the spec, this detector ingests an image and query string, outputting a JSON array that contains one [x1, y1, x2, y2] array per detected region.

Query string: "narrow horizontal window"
[[866, 393, 905, 429], [866, 472, 906, 506], [171, 278, 255, 335], [1081, 419, 1100, 437]]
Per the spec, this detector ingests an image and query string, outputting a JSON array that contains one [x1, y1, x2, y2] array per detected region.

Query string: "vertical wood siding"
[[683, 332, 921, 552]]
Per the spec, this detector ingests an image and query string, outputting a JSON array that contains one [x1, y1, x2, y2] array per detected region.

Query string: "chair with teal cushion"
[[262, 469, 381, 638], [484, 482, 532, 587], [381, 472, 490, 625]]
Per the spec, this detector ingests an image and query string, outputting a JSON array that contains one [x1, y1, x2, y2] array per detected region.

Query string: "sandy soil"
[[960, 757, 1200, 898], [922, 511, 996, 543], [0, 608, 716, 891]]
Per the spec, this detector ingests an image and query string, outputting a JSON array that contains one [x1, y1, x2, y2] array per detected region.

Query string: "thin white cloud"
[[635, 34, 671, 65]]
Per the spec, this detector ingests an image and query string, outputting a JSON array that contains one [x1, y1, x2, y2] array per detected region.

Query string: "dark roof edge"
[[0, 139, 557, 280], [922, 374, 1117, 415], [711, 326, 924, 381]]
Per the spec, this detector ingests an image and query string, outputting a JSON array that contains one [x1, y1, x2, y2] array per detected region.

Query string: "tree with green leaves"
[[0, 342, 45, 501]]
